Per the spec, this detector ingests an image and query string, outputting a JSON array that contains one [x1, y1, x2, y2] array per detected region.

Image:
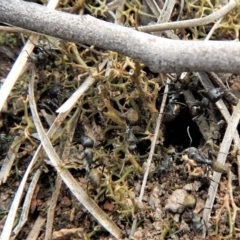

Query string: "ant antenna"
[[187, 126, 192, 148]]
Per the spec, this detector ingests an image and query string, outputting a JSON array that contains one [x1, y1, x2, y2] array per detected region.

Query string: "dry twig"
[[202, 100, 240, 238], [129, 77, 170, 237], [139, 79, 170, 200]]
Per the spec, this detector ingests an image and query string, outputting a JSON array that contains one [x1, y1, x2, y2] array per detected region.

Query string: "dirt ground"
[[1, 1, 240, 240]]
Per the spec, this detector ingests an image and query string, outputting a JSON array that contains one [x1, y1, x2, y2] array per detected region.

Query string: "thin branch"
[[138, 0, 237, 32], [129, 78, 170, 238], [139, 78, 170, 201], [0, 26, 39, 35]]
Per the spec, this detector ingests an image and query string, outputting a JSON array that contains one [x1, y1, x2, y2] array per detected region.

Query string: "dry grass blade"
[[41, 109, 57, 127], [155, 0, 176, 39], [198, 72, 240, 237], [28, 68, 122, 239], [202, 100, 240, 238], [0, 0, 59, 113], [12, 169, 42, 239], [144, 0, 178, 39], [0, 136, 21, 184], [144, 0, 161, 18], [56, 57, 109, 113], [0, 34, 37, 113], [45, 107, 80, 240], [205, 17, 223, 41], [157, 0, 175, 24], [45, 175, 62, 240], [198, 71, 240, 180], [25, 216, 46, 240]]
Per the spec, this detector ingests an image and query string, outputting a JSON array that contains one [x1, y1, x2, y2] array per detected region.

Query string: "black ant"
[[156, 154, 174, 176], [161, 82, 186, 122], [147, 146, 176, 178], [26, 37, 57, 69], [199, 88, 225, 104], [125, 126, 138, 153], [182, 147, 226, 174], [170, 194, 207, 238], [180, 127, 225, 179], [183, 194, 206, 232], [178, 74, 225, 120], [79, 134, 94, 172], [79, 133, 105, 188], [162, 81, 224, 122], [73, 128, 103, 187], [188, 87, 225, 120], [37, 74, 74, 114]]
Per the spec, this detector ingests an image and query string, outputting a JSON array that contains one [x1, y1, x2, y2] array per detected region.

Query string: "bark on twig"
[[0, 0, 240, 73]]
